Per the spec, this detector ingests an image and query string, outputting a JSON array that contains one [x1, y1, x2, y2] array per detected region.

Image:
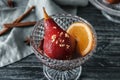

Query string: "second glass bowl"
[[89, 0, 120, 23]]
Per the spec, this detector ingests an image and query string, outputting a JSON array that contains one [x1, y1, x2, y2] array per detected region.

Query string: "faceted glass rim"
[[30, 13, 97, 70]]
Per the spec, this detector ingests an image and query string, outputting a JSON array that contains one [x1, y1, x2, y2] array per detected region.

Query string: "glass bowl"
[[30, 14, 97, 80], [89, 0, 120, 23]]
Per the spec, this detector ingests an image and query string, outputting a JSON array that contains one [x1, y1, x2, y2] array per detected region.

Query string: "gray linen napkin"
[[0, 0, 88, 67]]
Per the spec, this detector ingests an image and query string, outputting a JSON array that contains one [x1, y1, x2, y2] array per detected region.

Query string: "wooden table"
[[0, 3, 120, 80]]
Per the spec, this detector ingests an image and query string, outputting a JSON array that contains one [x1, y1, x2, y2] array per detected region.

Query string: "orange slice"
[[67, 22, 95, 56]]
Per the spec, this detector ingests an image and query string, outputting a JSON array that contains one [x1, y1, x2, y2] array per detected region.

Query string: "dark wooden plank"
[[0, 2, 120, 80], [80, 67, 120, 80]]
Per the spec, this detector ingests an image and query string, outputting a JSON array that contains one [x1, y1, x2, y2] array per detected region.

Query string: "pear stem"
[[43, 7, 50, 20]]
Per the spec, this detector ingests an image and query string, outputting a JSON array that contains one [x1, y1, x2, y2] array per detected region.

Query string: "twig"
[[0, 6, 35, 36], [4, 21, 36, 28]]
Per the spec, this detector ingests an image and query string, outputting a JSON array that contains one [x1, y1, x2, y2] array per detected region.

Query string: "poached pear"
[[38, 8, 76, 60]]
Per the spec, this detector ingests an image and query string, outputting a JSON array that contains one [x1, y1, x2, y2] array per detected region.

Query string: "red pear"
[[41, 8, 76, 60]]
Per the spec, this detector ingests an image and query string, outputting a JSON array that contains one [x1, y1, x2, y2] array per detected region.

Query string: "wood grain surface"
[[0, 4, 120, 80]]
